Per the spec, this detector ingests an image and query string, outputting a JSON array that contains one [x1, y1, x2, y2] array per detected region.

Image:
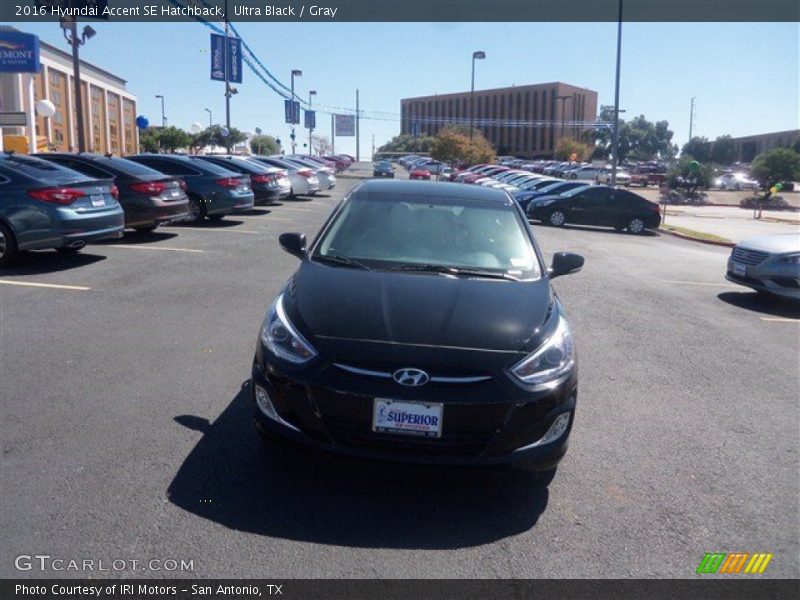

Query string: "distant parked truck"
[[630, 166, 667, 187]]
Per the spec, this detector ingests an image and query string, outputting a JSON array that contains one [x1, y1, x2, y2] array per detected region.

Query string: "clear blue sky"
[[13, 20, 800, 156]]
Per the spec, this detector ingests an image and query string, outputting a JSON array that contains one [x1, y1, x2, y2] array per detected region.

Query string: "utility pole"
[[610, 0, 623, 187], [331, 113, 335, 155], [371, 134, 375, 161], [355, 89, 360, 162], [688, 96, 696, 141]]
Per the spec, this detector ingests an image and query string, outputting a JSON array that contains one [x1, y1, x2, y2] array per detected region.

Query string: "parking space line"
[[276, 207, 315, 212], [175, 227, 261, 235], [760, 317, 800, 323], [662, 280, 740, 288], [105, 244, 204, 253], [0, 279, 90, 291]]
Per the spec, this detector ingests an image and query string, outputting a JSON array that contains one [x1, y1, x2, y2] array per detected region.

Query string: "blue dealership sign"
[[284, 100, 300, 125], [210, 34, 243, 84], [304, 110, 316, 129], [0, 30, 40, 73]]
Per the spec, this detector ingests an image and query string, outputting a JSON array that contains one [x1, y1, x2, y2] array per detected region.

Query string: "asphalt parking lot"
[[1, 173, 798, 579]]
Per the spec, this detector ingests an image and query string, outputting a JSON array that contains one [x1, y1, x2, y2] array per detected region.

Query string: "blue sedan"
[[0, 153, 124, 266]]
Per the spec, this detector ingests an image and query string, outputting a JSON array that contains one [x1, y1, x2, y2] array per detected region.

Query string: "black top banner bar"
[[1, 0, 799, 22]]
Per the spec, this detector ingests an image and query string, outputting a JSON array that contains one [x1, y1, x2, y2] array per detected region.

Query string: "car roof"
[[354, 179, 511, 203]]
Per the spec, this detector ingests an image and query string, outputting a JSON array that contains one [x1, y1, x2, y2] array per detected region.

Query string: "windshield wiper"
[[384, 264, 519, 281], [313, 254, 371, 270]]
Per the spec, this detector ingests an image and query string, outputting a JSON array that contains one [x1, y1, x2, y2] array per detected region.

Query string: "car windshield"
[[314, 191, 541, 279]]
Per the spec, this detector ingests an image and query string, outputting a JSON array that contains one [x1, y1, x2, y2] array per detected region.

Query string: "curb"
[[762, 217, 800, 225], [659, 227, 735, 248]]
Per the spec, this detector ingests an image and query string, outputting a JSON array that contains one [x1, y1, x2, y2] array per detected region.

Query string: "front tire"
[[548, 210, 567, 227], [627, 217, 646, 234], [0, 222, 19, 267]]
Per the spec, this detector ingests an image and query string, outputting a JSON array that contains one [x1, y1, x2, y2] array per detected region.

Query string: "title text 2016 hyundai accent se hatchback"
[[251, 180, 584, 474]]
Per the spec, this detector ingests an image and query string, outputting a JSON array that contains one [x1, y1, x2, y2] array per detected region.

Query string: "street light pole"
[[611, 0, 624, 187], [61, 20, 96, 153], [470, 50, 486, 142], [290, 69, 302, 154], [224, 0, 231, 153], [155, 94, 166, 127], [204, 108, 212, 127], [308, 90, 317, 155]]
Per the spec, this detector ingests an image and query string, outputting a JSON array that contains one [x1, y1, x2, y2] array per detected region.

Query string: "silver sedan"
[[726, 234, 800, 299]]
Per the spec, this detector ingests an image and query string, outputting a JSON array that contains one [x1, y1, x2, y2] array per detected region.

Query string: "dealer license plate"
[[373, 398, 443, 438], [90, 194, 105, 207], [732, 262, 747, 277]]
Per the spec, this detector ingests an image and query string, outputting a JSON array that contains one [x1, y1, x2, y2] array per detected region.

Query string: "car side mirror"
[[279, 232, 307, 259], [549, 252, 584, 279]]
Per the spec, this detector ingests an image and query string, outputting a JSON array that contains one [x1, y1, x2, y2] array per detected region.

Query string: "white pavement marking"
[[662, 280, 740, 288], [176, 227, 261, 235], [276, 207, 315, 212], [106, 244, 204, 253], [0, 279, 90, 291], [760, 317, 800, 323]]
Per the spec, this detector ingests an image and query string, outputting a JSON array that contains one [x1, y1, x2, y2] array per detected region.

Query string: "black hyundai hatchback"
[[251, 180, 584, 473]]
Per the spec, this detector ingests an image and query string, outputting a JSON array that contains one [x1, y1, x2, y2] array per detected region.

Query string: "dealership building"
[[0, 26, 138, 155], [401, 82, 599, 158]]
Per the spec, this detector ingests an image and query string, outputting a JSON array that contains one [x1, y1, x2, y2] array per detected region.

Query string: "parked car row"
[[440, 161, 661, 234], [0, 150, 349, 267]]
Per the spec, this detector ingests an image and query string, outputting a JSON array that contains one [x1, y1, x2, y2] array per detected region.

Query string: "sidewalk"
[[661, 204, 799, 244]]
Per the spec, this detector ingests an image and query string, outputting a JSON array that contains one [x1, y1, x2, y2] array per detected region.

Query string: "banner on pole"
[[334, 114, 355, 136]]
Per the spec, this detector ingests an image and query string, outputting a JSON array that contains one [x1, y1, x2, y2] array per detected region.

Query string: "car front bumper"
[[250, 356, 576, 471], [726, 255, 800, 299]]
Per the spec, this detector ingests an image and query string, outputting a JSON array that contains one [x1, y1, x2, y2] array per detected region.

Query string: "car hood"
[[286, 261, 554, 352], [737, 234, 800, 254]]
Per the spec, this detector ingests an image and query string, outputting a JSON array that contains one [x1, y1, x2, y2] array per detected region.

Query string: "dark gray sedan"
[[373, 161, 395, 178], [126, 154, 254, 223]]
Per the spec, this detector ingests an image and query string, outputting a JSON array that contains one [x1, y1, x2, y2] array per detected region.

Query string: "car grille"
[[333, 363, 491, 384], [732, 247, 769, 265]]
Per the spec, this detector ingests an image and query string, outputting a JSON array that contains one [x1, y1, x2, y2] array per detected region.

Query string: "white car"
[[567, 165, 600, 181], [595, 168, 631, 186], [716, 173, 759, 191]]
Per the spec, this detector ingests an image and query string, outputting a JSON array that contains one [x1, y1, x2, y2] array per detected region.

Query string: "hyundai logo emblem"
[[392, 368, 430, 387]]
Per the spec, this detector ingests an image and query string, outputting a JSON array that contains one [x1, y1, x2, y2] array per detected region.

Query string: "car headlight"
[[260, 294, 317, 363], [510, 317, 575, 385], [536, 199, 555, 207], [778, 253, 800, 265]]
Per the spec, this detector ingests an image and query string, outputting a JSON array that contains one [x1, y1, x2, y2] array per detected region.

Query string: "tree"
[[138, 128, 160, 153], [710, 135, 736, 165], [193, 125, 247, 150], [250, 134, 279, 155], [584, 110, 676, 162], [681, 137, 711, 162], [378, 134, 436, 154], [311, 134, 331, 156], [156, 126, 192, 153], [750, 148, 800, 188], [554, 139, 591, 161], [430, 127, 495, 166]]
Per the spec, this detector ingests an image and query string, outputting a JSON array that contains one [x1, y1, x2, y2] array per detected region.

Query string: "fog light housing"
[[518, 411, 572, 451], [255, 385, 279, 421]]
